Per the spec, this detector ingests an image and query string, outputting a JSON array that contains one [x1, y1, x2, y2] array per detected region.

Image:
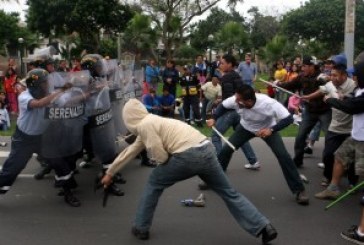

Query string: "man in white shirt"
[[207, 85, 309, 205], [200, 76, 222, 121]]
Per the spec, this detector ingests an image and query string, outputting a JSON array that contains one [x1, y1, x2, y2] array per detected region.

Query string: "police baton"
[[259, 78, 301, 98], [94, 177, 110, 208]]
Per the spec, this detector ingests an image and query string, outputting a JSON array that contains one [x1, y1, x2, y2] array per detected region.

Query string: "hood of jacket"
[[122, 99, 149, 135]]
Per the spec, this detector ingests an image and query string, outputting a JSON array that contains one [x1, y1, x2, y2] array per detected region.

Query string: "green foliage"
[[0, 10, 38, 56], [27, 0, 133, 53], [189, 8, 245, 52], [174, 44, 199, 60], [138, 0, 242, 58], [122, 13, 157, 56], [247, 7, 280, 50], [281, 0, 364, 55], [264, 35, 288, 63], [99, 39, 117, 58], [215, 21, 247, 53]]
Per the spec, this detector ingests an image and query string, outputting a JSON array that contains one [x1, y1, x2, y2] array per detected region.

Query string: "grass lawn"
[[0, 117, 17, 137]]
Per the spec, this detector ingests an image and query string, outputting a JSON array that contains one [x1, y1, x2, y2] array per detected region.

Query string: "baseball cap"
[[302, 56, 319, 65], [332, 54, 347, 67]]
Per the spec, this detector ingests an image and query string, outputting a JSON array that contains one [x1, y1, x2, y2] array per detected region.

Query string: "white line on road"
[[0, 152, 45, 178], [0, 151, 10, 157]]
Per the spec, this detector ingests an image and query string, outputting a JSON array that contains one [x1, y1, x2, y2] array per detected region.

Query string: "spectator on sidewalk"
[[0, 101, 10, 131], [237, 53, 257, 87]]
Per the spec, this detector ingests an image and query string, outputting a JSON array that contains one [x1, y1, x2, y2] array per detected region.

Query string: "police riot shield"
[[106, 59, 126, 137], [41, 71, 88, 158], [119, 53, 142, 104], [85, 76, 118, 163]]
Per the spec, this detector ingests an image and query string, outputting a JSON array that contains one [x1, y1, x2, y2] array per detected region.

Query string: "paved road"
[[0, 137, 360, 245]]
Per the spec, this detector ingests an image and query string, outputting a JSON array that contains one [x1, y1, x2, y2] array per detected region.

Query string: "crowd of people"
[[104, 51, 364, 244], [0, 49, 363, 245], [142, 55, 222, 128]]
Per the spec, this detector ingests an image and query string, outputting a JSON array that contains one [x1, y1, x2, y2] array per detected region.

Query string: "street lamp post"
[[156, 42, 165, 66], [298, 37, 305, 62], [18, 37, 24, 77], [208, 34, 214, 63]]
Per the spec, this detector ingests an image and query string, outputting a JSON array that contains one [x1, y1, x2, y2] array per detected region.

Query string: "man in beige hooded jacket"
[[102, 99, 277, 244]]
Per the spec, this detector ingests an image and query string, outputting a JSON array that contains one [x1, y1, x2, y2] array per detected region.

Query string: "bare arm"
[[28, 90, 64, 109]]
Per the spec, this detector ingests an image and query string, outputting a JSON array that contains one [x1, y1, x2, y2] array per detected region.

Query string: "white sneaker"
[[317, 162, 325, 169], [244, 162, 261, 170]]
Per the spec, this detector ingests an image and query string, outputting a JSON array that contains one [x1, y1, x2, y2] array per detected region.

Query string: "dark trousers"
[[323, 131, 358, 185], [0, 127, 42, 194], [47, 154, 78, 189], [82, 124, 94, 161], [293, 109, 332, 167], [218, 124, 305, 194], [183, 96, 201, 122]]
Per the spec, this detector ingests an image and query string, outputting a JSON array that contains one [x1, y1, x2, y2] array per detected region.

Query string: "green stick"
[[325, 181, 364, 210]]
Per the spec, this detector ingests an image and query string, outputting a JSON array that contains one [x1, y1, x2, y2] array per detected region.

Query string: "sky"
[[2, 0, 307, 22]]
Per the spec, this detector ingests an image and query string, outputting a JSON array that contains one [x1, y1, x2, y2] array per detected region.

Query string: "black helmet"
[[80, 54, 107, 77], [25, 68, 49, 99]]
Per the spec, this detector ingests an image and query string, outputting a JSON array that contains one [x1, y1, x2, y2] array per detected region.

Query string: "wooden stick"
[[211, 126, 236, 151]]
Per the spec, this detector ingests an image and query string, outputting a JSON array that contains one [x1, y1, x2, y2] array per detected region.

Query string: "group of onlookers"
[[142, 55, 222, 127]]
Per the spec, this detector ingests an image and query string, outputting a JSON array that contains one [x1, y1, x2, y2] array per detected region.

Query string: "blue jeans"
[[293, 109, 332, 167], [201, 98, 213, 121], [308, 121, 321, 142], [218, 125, 305, 194], [134, 142, 269, 236], [211, 110, 258, 165]]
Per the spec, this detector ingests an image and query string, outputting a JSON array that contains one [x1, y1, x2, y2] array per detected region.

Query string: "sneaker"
[[317, 162, 325, 169], [341, 225, 364, 245], [300, 174, 309, 184], [132, 226, 149, 240], [79, 161, 92, 168], [296, 190, 309, 205], [304, 146, 313, 154], [315, 189, 340, 200], [320, 178, 329, 187], [244, 162, 261, 170], [0, 142, 7, 147]]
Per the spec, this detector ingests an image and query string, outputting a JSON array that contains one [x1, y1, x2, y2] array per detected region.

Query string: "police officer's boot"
[[140, 150, 156, 168], [113, 172, 127, 184], [34, 164, 52, 180], [97, 171, 125, 196], [109, 183, 125, 196], [63, 188, 81, 207]]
